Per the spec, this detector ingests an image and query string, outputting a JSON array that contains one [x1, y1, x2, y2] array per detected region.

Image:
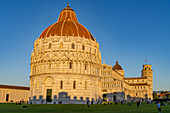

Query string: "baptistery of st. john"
[[30, 4, 153, 104], [30, 4, 102, 104]]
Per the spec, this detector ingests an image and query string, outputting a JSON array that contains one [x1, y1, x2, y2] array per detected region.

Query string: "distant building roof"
[[0, 84, 30, 90], [159, 93, 170, 97], [124, 77, 147, 80], [112, 61, 123, 70], [128, 83, 149, 86]]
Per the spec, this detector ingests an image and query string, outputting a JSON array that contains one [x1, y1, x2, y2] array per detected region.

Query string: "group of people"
[[87, 100, 93, 108], [136, 101, 162, 113], [42, 99, 162, 113], [88, 100, 163, 113]]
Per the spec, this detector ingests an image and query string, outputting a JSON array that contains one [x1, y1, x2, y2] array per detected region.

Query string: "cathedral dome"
[[112, 61, 123, 70], [39, 4, 94, 40]]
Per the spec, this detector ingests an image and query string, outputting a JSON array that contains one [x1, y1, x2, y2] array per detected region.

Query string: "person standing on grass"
[[91, 100, 93, 105], [157, 101, 162, 113], [87, 100, 90, 108], [137, 101, 140, 108]]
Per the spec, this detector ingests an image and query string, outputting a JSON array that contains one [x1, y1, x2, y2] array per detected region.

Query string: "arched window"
[[71, 43, 75, 49], [82, 44, 85, 50], [85, 64, 87, 70], [73, 81, 76, 89], [67, 17, 71, 21], [136, 93, 138, 96], [60, 42, 63, 49], [85, 81, 87, 90], [60, 80, 63, 89], [36, 81, 39, 89], [69, 62, 73, 69], [49, 43, 52, 49], [49, 64, 51, 69], [94, 49, 96, 53], [34, 66, 36, 74]]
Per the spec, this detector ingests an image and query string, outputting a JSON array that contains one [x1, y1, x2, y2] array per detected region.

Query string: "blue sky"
[[0, 0, 170, 91]]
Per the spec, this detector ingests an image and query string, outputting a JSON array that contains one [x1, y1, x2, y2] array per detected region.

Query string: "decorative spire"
[[67, 3, 69, 7], [116, 60, 118, 64]]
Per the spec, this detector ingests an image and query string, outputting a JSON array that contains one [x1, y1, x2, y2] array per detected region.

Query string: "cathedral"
[[0, 4, 153, 104]]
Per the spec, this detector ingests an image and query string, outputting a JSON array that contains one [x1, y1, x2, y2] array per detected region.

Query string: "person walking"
[[156, 101, 162, 113]]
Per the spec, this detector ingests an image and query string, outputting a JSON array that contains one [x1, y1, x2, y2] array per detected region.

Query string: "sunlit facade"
[[29, 4, 153, 104], [0, 85, 29, 103], [101, 62, 153, 102]]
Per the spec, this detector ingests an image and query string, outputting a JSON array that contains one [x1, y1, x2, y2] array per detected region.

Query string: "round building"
[[30, 4, 102, 104]]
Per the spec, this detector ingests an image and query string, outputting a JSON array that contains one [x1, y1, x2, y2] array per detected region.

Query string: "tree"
[[153, 92, 158, 99], [168, 95, 170, 99], [161, 91, 167, 94]]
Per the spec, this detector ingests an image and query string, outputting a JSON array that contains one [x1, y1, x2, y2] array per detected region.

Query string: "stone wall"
[[0, 87, 29, 103], [30, 35, 102, 104]]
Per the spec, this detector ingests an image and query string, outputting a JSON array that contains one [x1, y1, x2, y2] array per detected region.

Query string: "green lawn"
[[0, 103, 170, 113]]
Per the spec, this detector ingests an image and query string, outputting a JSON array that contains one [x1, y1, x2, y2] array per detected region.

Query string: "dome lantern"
[[58, 4, 78, 22]]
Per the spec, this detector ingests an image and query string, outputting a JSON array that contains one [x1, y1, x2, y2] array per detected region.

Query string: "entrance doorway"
[[103, 94, 106, 101], [46, 89, 52, 102], [6, 94, 9, 102], [113, 95, 116, 101]]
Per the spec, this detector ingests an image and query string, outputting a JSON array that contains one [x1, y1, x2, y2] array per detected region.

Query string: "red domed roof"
[[39, 4, 94, 40], [112, 61, 123, 70]]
